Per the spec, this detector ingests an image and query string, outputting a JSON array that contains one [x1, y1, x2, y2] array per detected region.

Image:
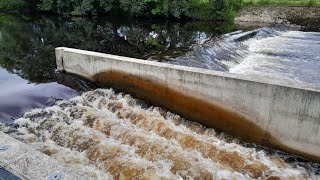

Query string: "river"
[[0, 15, 235, 122], [1, 15, 320, 179]]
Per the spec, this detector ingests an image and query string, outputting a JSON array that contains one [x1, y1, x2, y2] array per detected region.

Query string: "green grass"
[[243, 0, 320, 6]]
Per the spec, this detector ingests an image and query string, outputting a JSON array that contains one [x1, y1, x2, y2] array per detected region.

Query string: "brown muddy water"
[[1, 89, 320, 179], [1, 15, 320, 179]]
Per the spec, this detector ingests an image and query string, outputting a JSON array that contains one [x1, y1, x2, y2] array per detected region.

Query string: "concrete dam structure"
[[56, 47, 320, 161]]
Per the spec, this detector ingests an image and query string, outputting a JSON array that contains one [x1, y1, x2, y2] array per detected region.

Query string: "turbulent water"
[[1, 89, 319, 179], [2, 15, 320, 179], [164, 27, 320, 85]]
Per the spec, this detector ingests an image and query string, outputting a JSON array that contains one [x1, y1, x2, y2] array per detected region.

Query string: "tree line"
[[0, 0, 242, 20]]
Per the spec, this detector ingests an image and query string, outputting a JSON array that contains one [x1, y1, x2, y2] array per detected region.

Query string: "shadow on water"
[[0, 14, 236, 123]]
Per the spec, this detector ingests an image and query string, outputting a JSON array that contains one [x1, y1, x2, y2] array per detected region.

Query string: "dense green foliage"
[[0, 0, 24, 13], [0, 0, 243, 20]]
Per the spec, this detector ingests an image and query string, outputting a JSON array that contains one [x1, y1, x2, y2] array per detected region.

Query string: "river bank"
[[236, 6, 320, 31]]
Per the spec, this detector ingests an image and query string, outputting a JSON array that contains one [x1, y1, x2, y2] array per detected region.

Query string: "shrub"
[[0, 0, 25, 13], [1, 0, 243, 20]]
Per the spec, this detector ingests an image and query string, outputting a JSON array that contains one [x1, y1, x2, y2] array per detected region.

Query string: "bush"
[[0, 0, 243, 20], [0, 0, 25, 13]]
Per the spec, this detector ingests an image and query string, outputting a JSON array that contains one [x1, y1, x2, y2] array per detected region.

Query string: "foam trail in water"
[[164, 27, 320, 85], [1, 89, 319, 179], [229, 30, 320, 85]]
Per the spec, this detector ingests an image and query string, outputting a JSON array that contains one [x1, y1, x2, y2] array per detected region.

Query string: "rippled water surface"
[[163, 27, 320, 85], [230, 30, 320, 84], [0, 15, 234, 122], [1, 14, 320, 179]]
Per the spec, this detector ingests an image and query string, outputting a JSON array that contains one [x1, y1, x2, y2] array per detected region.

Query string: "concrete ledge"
[[56, 47, 320, 161], [0, 132, 91, 180]]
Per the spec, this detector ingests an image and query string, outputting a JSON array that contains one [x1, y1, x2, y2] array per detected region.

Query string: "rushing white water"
[[165, 28, 320, 86], [1, 89, 319, 179], [230, 30, 320, 85]]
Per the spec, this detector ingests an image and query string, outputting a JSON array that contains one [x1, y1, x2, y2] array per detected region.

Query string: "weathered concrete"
[[0, 131, 91, 180], [56, 47, 320, 161], [236, 6, 320, 31]]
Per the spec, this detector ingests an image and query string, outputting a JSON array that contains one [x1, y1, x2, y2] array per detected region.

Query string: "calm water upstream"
[[1, 15, 319, 122], [0, 15, 235, 122], [1, 15, 320, 179]]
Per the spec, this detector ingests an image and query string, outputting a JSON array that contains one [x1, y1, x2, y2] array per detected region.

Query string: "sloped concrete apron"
[[0, 132, 91, 180]]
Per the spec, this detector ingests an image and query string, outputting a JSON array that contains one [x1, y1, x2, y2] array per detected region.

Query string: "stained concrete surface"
[[56, 47, 320, 161]]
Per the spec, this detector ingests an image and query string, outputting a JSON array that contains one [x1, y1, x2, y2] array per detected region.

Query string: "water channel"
[[1, 14, 320, 179]]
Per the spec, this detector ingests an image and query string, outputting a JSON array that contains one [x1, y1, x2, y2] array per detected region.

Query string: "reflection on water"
[[0, 67, 78, 122], [0, 15, 235, 122], [0, 15, 235, 83], [1, 14, 320, 178]]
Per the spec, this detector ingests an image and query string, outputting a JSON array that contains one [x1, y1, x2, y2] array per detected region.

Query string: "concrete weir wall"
[[56, 47, 320, 161]]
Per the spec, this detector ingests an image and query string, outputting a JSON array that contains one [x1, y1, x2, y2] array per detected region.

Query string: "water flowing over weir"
[[55, 41, 320, 161], [163, 27, 320, 85], [2, 13, 320, 179], [0, 89, 319, 179], [1, 25, 320, 179]]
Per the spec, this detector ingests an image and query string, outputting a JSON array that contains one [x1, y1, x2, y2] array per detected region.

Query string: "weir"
[[56, 47, 320, 161]]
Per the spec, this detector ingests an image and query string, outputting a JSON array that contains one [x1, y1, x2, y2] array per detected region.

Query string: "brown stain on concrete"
[[91, 70, 320, 162]]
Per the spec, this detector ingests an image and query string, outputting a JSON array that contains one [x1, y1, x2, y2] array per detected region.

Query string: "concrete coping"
[[56, 47, 320, 93], [0, 131, 91, 180]]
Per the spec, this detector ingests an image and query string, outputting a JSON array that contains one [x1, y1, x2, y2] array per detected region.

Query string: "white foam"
[[230, 30, 320, 85], [1, 89, 319, 179]]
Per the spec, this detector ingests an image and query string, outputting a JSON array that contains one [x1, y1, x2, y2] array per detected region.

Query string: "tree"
[[2, 0, 243, 20]]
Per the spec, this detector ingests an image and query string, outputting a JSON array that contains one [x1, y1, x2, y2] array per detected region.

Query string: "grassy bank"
[[243, 0, 320, 6]]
